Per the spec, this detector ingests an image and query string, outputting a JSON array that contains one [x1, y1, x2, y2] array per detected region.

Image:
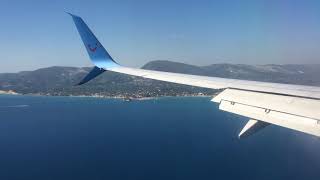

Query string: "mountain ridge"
[[0, 60, 319, 98], [142, 60, 320, 85]]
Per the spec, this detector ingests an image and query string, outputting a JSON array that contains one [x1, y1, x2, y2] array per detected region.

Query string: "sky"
[[1, 0, 320, 72]]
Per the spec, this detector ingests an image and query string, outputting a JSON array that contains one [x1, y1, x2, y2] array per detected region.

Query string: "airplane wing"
[[68, 13, 320, 138]]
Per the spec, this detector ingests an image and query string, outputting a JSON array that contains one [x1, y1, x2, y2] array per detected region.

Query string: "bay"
[[0, 95, 319, 180]]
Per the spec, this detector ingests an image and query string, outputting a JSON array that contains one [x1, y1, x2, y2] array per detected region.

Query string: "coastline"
[[0, 91, 215, 100]]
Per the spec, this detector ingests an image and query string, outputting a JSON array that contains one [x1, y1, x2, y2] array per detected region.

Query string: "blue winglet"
[[67, 13, 119, 85], [68, 13, 118, 69]]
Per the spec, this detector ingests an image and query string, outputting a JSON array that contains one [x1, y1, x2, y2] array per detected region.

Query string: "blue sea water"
[[0, 95, 319, 180]]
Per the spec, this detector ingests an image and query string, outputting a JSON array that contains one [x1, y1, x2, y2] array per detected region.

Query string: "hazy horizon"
[[1, 0, 320, 72], [1, 59, 320, 74]]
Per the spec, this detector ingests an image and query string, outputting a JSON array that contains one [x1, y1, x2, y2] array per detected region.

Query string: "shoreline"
[[0, 92, 215, 100]]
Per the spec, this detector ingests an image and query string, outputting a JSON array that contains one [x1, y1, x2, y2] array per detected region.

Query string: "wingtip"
[[65, 11, 79, 18]]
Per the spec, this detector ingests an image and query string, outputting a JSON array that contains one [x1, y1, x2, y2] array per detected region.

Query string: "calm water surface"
[[0, 95, 319, 180]]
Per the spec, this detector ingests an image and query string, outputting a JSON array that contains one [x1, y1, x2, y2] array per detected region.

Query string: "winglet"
[[68, 13, 118, 85], [68, 13, 118, 68]]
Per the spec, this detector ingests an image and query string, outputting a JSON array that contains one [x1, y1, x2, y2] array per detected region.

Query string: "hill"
[[0, 61, 319, 98]]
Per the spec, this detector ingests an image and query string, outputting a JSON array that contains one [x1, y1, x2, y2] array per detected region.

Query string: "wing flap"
[[212, 89, 320, 119], [238, 119, 270, 138], [213, 89, 320, 137]]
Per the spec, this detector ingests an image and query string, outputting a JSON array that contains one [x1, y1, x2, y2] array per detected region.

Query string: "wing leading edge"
[[68, 13, 320, 138]]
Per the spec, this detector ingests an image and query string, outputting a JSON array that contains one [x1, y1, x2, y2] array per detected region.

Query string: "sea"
[[0, 95, 319, 180]]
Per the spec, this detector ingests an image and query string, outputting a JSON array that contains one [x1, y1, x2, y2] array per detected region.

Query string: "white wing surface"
[[69, 13, 320, 138]]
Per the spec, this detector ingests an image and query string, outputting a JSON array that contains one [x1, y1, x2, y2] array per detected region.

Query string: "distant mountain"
[[143, 60, 320, 86], [0, 60, 319, 97]]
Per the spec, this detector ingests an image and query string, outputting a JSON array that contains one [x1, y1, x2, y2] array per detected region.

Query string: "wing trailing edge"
[[212, 89, 320, 137]]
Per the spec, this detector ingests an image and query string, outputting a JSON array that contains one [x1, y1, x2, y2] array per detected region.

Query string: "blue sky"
[[1, 0, 320, 72]]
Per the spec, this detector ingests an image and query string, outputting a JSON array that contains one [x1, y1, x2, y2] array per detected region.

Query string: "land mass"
[[0, 60, 319, 98]]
